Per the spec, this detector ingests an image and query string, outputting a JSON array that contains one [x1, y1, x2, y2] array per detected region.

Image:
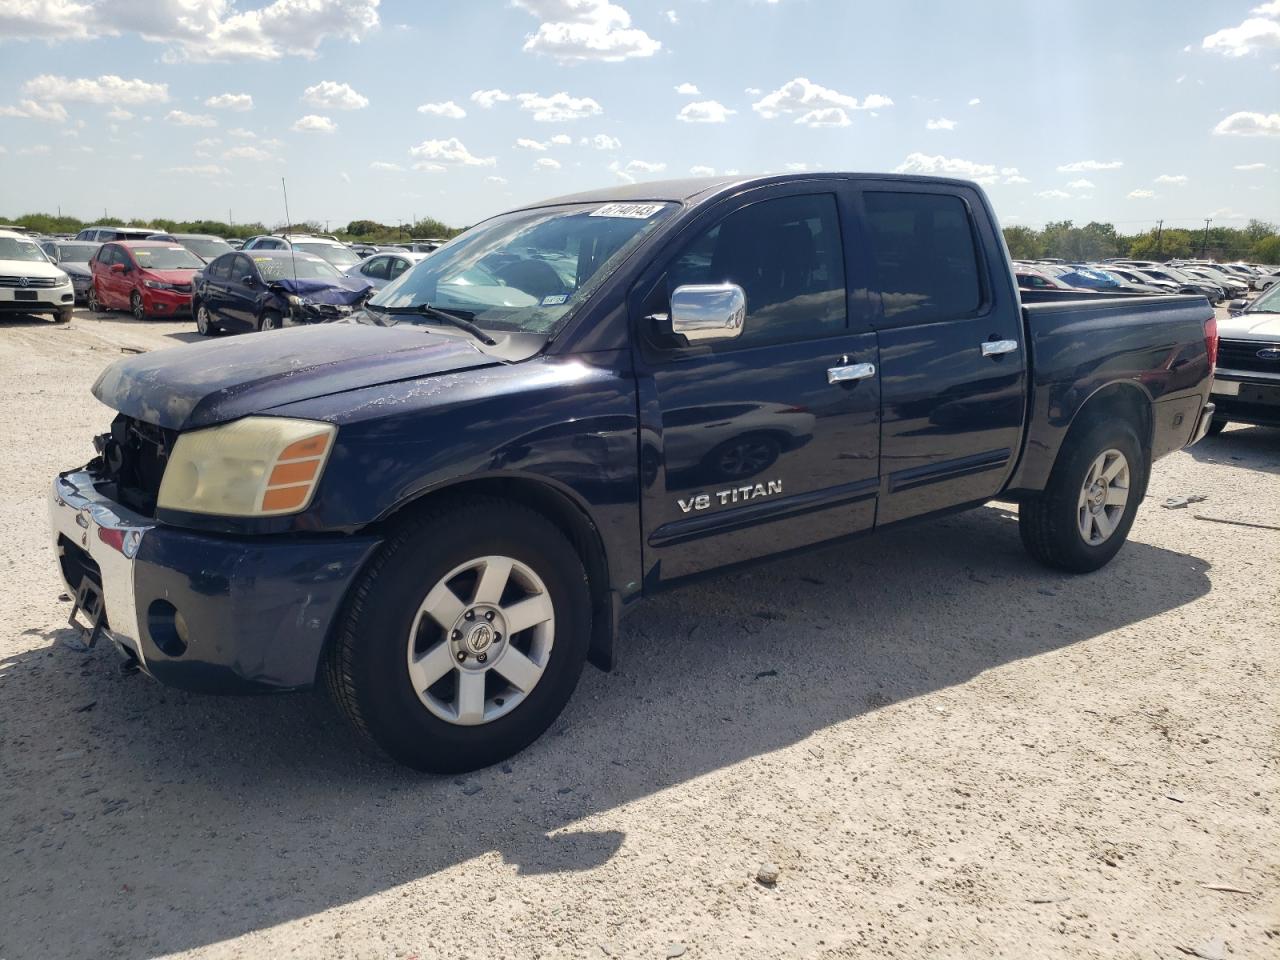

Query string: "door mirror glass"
[[670, 283, 747, 343]]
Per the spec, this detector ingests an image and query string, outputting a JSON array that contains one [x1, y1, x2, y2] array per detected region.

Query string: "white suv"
[[0, 230, 75, 323]]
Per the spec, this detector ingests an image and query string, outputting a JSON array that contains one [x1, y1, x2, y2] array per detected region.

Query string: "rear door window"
[[863, 191, 983, 323], [362, 256, 390, 280]]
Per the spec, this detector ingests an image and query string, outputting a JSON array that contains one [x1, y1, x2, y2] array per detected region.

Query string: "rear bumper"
[[50, 469, 381, 693]]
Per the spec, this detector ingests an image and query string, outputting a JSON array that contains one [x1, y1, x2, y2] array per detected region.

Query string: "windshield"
[[132, 246, 204, 270], [254, 256, 342, 281], [0, 238, 48, 262], [181, 238, 233, 260], [1248, 282, 1280, 313], [370, 201, 675, 334], [293, 242, 361, 268], [53, 243, 97, 263]]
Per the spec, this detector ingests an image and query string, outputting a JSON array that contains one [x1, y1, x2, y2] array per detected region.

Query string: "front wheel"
[[195, 302, 219, 336], [324, 499, 591, 772], [55, 307, 72, 324], [87, 285, 101, 313], [1019, 420, 1146, 573], [130, 291, 146, 321]]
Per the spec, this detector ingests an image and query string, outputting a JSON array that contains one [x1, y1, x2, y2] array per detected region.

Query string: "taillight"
[[1204, 315, 1218, 370]]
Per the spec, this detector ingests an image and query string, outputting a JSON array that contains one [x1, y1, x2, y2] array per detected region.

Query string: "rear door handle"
[[981, 339, 1018, 357], [827, 361, 876, 385]]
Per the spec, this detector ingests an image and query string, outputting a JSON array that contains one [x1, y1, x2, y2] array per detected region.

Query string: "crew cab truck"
[[49, 174, 1218, 772]]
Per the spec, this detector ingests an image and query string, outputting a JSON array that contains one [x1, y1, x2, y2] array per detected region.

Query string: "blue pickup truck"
[[50, 174, 1218, 771]]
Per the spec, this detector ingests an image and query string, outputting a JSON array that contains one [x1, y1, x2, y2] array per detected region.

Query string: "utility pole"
[[1154, 219, 1163, 259], [1202, 218, 1212, 259]]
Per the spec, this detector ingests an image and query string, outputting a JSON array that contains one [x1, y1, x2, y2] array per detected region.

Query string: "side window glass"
[[363, 256, 389, 280], [663, 193, 846, 348], [209, 255, 230, 280], [388, 258, 410, 280], [233, 255, 254, 281], [864, 191, 981, 323]]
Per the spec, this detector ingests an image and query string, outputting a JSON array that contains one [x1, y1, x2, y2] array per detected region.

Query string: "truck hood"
[[1219, 311, 1280, 340], [92, 323, 497, 431], [269, 276, 371, 304]]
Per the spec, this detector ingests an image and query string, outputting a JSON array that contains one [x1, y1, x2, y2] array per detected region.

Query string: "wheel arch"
[[373, 473, 617, 672], [1055, 381, 1153, 493]]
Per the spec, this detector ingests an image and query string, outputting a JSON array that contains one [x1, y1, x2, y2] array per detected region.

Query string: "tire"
[[324, 498, 591, 772], [194, 301, 219, 336], [1206, 417, 1228, 437], [86, 285, 101, 313], [1018, 419, 1146, 573], [55, 307, 72, 324], [258, 310, 283, 332], [130, 291, 146, 322]]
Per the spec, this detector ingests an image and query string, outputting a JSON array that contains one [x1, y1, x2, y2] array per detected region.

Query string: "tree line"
[[0, 212, 466, 244], [1003, 219, 1280, 264]]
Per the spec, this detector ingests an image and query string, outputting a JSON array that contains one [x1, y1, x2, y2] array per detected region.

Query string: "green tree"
[[1002, 225, 1042, 260], [1252, 235, 1280, 263]]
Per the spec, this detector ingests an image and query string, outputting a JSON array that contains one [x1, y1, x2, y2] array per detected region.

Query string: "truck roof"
[[526, 172, 983, 212]]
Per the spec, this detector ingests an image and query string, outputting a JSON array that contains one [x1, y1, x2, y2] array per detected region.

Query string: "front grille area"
[[94, 415, 177, 516], [1219, 339, 1280, 376], [0, 275, 58, 288], [173, 283, 192, 294]]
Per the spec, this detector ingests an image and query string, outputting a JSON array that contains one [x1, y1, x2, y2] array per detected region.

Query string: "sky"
[[0, 0, 1277, 233]]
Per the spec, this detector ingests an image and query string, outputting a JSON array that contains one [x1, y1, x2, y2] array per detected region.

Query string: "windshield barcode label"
[[590, 203, 664, 219]]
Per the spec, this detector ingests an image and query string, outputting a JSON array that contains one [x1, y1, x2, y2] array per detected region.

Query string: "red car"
[[88, 240, 204, 320]]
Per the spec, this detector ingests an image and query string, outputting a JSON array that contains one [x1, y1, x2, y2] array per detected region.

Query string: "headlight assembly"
[[156, 417, 336, 517], [144, 280, 179, 290]]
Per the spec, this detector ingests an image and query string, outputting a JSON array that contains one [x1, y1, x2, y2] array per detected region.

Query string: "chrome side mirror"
[[1228, 298, 1247, 313], [669, 283, 746, 343]]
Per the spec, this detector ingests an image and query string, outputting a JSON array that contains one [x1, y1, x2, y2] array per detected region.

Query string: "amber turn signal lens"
[[260, 486, 312, 512]]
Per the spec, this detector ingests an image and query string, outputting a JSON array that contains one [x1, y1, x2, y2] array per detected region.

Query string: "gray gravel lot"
[[1, 308, 1277, 960]]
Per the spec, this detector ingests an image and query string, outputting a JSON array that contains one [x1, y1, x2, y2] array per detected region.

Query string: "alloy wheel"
[[1077, 448, 1130, 545]]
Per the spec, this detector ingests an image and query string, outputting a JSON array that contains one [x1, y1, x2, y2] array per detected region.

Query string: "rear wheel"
[[195, 302, 219, 336], [1019, 420, 1146, 573], [325, 499, 591, 772], [130, 291, 146, 321]]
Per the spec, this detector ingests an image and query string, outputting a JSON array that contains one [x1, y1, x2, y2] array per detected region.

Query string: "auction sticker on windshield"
[[590, 203, 665, 219]]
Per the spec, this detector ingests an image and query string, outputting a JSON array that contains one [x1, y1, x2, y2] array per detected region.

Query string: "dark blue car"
[[192, 249, 372, 335]]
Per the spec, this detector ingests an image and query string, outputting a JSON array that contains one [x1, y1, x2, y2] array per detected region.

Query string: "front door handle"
[[827, 362, 876, 385], [981, 339, 1018, 357]]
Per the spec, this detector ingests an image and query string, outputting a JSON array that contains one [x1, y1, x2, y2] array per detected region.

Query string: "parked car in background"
[[1255, 270, 1280, 291], [39, 239, 100, 303], [192, 249, 372, 335], [1098, 265, 1179, 294], [1082, 266, 1170, 295], [1133, 266, 1224, 302], [88, 241, 203, 320], [343, 250, 428, 291], [147, 233, 235, 263], [75, 225, 156, 243], [1177, 264, 1248, 298], [1014, 267, 1082, 292], [227, 238, 245, 250], [1208, 281, 1280, 434], [403, 238, 447, 253], [241, 233, 363, 271], [0, 229, 74, 323]]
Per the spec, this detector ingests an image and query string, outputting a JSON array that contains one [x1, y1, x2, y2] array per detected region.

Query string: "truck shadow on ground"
[[1188, 425, 1280, 476], [0, 506, 1211, 958]]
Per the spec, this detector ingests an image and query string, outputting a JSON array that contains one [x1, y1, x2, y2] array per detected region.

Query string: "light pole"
[[1201, 218, 1212, 259]]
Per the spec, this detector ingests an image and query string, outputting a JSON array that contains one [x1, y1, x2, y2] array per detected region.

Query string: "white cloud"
[[166, 109, 216, 127], [1035, 189, 1070, 199], [517, 91, 603, 122], [784, 162, 810, 172], [1212, 111, 1280, 136], [893, 152, 998, 184], [664, 9, 678, 24], [515, 137, 548, 151], [926, 117, 956, 130], [0, 100, 68, 122], [409, 137, 496, 166], [1202, 13, 1280, 58], [1000, 168, 1029, 184], [1056, 159, 1123, 171], [689, 165, 715, 176], [610, 158, 667, 182], [1234, 161, 1269, 170], [744, 87, 762, 96], [417, 100, 466, 119], [1154, 174, 1188, 184], [1066, 178, 1095, 190], [194, 137, 221, 150], [165, 164, 228, 177], [340, 171, 350, 183], [470, 89, 511, 109], [228, 127, 256, 138], [674, 82, 700, 95], [223, 144, 271, 161], [549, 133, 572, 145], [535, 157, 561, 170], [370, 161, 403, 172], [106, 106, 133, 120], [677, 100, 735, 123], [752, 78, 892, 120], [581, 133, 621, 150], [291, 114, 336, 133], [22, 74, 167, 104], [16, 144, 51, 156], [302, 81, 368, 111], [413, 162, 446, 173], [205, 92, 252, 111], [795, 107, 850, 127], [515, 0, 661, 62], [0, 0, 381, 62], [486, 175, 508, 184], [968, 97, 981, 106], [1127, 189, 1157, 199]]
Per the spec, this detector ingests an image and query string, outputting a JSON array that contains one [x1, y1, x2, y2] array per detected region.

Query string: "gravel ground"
[[0, 308, 1277, 960]]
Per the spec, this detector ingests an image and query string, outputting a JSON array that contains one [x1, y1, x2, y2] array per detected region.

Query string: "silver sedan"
[[342, 251, 429, 291]]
